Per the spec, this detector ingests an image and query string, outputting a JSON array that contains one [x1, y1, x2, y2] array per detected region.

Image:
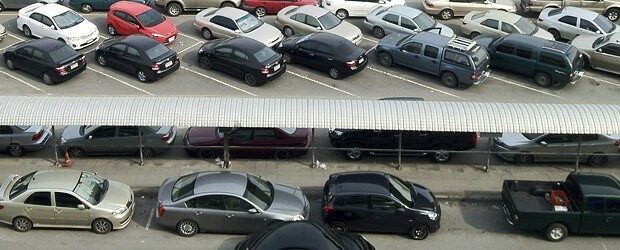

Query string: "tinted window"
[[24, 192, 51, 206], [126, 46, 140, 58], [423, 46, 439, 59], [371, 196, 396, 212], [0, 126, 12, 134], [579, 19, 599, 32], [542, 134, 568, 143], [316, 43, 332, 55], [481, 19, 499, 29], [40, 16, 54, 27], [400, 18, 417, 30], [253, 129, 276, 140], [114, 11, 126, 19], [9, 172, 36, 200], [402, 42, 422, 54], [136, 9, 165, 27], [344, 196, 368, 209], [214, 47, 232, 57], [558, 16, 577, 26], [231, 129, 252, 141], [291, 13, 306, 23], [111, 44, 127, 53], [515, 46, 533, 59], [90, 126, 116, 138], [305, 16, 321, 29], [444, 50, 470, 67], [145, 44, 169, 60], [539, 52, 566, 67], [382, 14, 399, 25], [253, 47, 278, 64], [501, 23, 517, 33], [172, 173, 197, 202], [118, 126, 139, 137], [211, 16, 237, 30], [233, 50, 248, 61], [318, 12, 342, 30], [587, 197, 604, 213], [223, 196, 253, 211], [607, 199, 620, 213], [124, 14, 139, 25], [29, 13, 42, 22], [55, 192, 83, 208], [299, 41, 318, 50], [48, 45, 76, 63], [186, 195, 222, 209], [496, 43, 515, 54], [601, 44, 620, 56], [32, 49, 45, 61]]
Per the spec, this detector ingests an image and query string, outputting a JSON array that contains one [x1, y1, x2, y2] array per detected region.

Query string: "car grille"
[[80, 30, 97, 40]]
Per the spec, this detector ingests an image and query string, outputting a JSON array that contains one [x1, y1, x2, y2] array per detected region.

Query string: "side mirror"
[[379, 0, 386, 3], [539, 141, 548, 146], [596, 48, 602, 53], [316, 26, 322, 30], [484, 0, 491, 3], [87, 135, 93, 139], [596, 30, 602, 34], [414, 28, 421, 32], [248, 208, 258, 214], [234, 29, 242, 34], [77, 204, 86, 210], [396, 207, 406, 213]]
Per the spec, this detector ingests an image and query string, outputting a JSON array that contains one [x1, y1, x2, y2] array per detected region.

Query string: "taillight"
[[614, 140, 620, 147], [32, 130, 43, 141], [569, 73, 574, 79], [260, 67, 269, 74], [471, 133, 478, 145], [55, 66, 68, 76], [0, 204, 4, 210], [322, 204, 334, 214], [424, 0, 434, 6], [470, 73, 477, 81], [151, 63, 160, 71], [345, 60, 356, 69], [161, 132, 171, 142], [157, 202, 165, 217]]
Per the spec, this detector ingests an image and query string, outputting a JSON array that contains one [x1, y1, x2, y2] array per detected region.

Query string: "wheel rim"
[[413, 227, 427, 239], [435, 150, 449, 162], [346, 149, 360, 159], [256, 7, 266, 17], [143, 149, 155, 158], [180, 221, 196, 235], [108, 26, 115, 35], [97, 56, 106, 66], [82, 4, 92, 13], [275, 151, 288, 160], [331, 224, 345, 233], [7, 59, 13, 69], [94, 220, 110, 233], [379, 54, 390, 66], [441, 11, 452, 19], [517, 154, 532, 164], [284, 27, 294, 37], [550, 228, 563, 240], [9, 145, 22, 156], [138, 71, 147, 82], [336, 10, 347, 19], [24, 27, 30, 36], [373, 27, 384, 38], [283, 53, 291, 62], [43, 74, 52, 85], [202, 29, 212, 39], [169, 5, 181, 16], [536, 73, 550, 86], [589, 155, 605, 166], [70, 148, 84, 157], [15, 218, 30, 230], [608, 11, 618, 21], [199, 149, 213, 159], [199, 57, 211, 69], [329, 68, 339, 79], [245, 74, 256, 85], [443, 74, 456, 86]]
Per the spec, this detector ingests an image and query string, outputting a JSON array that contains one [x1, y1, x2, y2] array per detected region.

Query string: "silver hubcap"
[[43, 74, 52, 84], [95, 220, 109, 232], [169, 5, 180, 16], [16, 219, 29, 230], [82, 5, 91, 12], [203, 30, 211, 39], [414, 228, 426, 238], [98, 56, 106, 66], [536, 74, 549, 86], [337, 11, 347, 19], [329, 68, 339, 78], [380, 55, 389, 65], [10, 146, 22, 156], [256, 8, 266, 16], [180, 221, 195, 235], [347, 149, 360, 159], [108, 26, 115, 35], [284, 28, 293, 36], [550, 228, 563, 239], [590, 156, 604, 165], [24, 28, 30, 36], [441, 11, 451, 19], [609, 12, 618, 21], [435, 151, 449, 161], [283, 53, 291, 62], [7, 60, 13, 69], [138, 71, 147, 82], [374, 28, 384, 37]]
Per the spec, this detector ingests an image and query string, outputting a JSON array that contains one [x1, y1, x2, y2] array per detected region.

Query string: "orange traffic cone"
[[60, 150, 73, 168]]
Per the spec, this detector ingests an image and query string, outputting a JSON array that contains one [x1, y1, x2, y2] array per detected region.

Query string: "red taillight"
[[424, 0, 434, 6], [55, 66, 67, 76], [151, 63, 160, 71], [322, 204, 334, 214], [0, 204, 4, 210], [470, 73, 477, 81], [157, 203, 165, 217], [32, 130, 43, 141], [471, 133, 478, 145], [260, 67, 269, 74], [614, 140, 620, 147], [161, 132, 171, 142], [345, 60, 356, 69]]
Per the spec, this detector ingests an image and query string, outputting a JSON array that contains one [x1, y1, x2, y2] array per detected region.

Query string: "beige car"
[[0, 170, 134, 234], [275, 5, 363, 45], [422, 0, 517, 20], [521, 0, 620, 22], [155, 0, 243, 16]]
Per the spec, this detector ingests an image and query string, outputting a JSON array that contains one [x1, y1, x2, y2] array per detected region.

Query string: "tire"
[[198, 56, 212, 70], [372, 26, 385, 38], [141, 147, 156, 158], [0, 3, 4, 12], [107, 25, 117, 36], [80, 4, 93, 13], [586, 154, 608, 167], [244, 73, 257, 86], [166, 2, 182, 17], [335, 9, 348, 19], [469, 31, 481, 39], [274, 150, 290, 160], [329, 222, 348, 234], [514, 153, 534, 165], [548, 28, 560, 41], [68, 147, 86, 158], [582, 56, 590, 69], [219, 1, 236, 8], [97, 55, 107, 67], [42, 72, 54, 85], [534, 72, 552, 87], [377, 52, 393, 67], [12, 217, 32, 232], [254, 7, 267, 17], [545, 223, 567, 242], [23, 25, 32, 38], [441, 71, 458, 88], [282, 52, 292, 63], [198, 149, 214, 159], [92, 218, 112, 234], [328, 67, 340, 79], [201, 28, 213, 40], [605, 8, 619, 22], [283, 26, 295, 37], [409, 225, 429, 240], [439, 9, 453, 20], [137, 70, 148, 83], [343, 142, 363, 161], [5, 58, 16, 70], [177, 220, 199, 237], [8, 144, 24, 157], [431, 147, 452, 163]]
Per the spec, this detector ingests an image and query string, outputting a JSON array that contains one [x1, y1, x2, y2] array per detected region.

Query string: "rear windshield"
[[242, 174, 273, 210], [137, 9, 165, 27], [523, 133, 543, 140], [594, 15, 615, 33], [49, 45, 76, 63], [334, 42, 358, 58], [9, 171, 37, 200], [567, 46, 583, 68], [171, 173, 197, 202], [469, 45, 488, 68], [145, 44, 169, 60], [236, 14, 263, 33], [471, 12, 486, 20], [16, 126, 31, 131], [548, 8, 562, 16], [253, 47, 278, 64]]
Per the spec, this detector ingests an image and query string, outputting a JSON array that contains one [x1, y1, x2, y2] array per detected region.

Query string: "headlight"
[[60, 137, 67, 144], [68, 37, 80, 42], [292, 214, 305, 221], [421, 210, 438, 221], [198, 48, 203, 53], [112, 207, 128, 216], [152, 33, 165, 38]]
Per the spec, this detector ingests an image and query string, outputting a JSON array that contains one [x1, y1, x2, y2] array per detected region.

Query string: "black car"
[[235, 221, 375, 250], [278, 33, 367, 79], [329, 129, 478, 162], [3, 38, 86, 85], [198, 37, 286, 86], [321, 171, 441, 240], [95, 35, 179, 83]]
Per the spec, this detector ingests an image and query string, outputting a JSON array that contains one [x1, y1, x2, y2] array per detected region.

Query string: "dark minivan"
[[322, 171, 441, 240]]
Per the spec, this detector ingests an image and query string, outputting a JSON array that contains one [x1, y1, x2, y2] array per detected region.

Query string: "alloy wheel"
[[92, 219, 112, 234], [137, 70, 148, 83], [8, 145, 23, 157], [329, 68, 339, 79], [97, 55, 107, 67], [81, 4, 93, 13], [42, 73, 53, 85], [6, 59, 15, 70], [255, 7, 267, 17], [13, 217, 32, 232]]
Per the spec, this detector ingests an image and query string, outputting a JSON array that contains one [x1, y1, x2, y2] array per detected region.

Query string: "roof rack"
[[446, 37, 477, 52]]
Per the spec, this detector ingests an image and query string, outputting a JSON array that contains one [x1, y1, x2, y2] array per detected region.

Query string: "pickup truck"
[[502, 172, 620, 241]]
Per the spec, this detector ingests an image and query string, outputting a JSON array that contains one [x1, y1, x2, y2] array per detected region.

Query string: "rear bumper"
[[256, 64, 287, 84], [502, 202, 516, 226], [51, 63, 87, 83], [569, 70, 584, 85], [151, 60, 180, 81]]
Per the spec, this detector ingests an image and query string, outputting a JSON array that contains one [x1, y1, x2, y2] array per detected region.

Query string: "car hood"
[[494, 0, 516, 7], [185, 127, 221, 145], [245, 24, 282, 46], [328, 22, 362, 42], [379, 33, 409, 47], [265, 182, 306, 216], [533, 28, 555, 41], [409, 182, 436, 211], [496, 133, 531, 146], [60, 21, 98, 38], [430, 22, 455, 38], [570, 34, 597, 50], [148, 18, 177, 37], [97, 180, 133, 211], [60, 125, 84, 141]]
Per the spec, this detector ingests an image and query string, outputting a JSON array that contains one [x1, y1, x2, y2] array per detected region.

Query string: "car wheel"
[[8, 145, 24, 157], [219, 1, 236, 8], [12, 217, 32, 232], [335, 9, 348, 19], [469, 31, 481, 39], [329, 222, 348, 234], [254, 7, 267, 17], [92, 218, 112, 234], [23, 25, 32, 37], [547, 28, 560, 41], [586, 154, 608, 167], [377, 52, 393, 67], [107, 25, 117, 36], [198, 149, 214, 159], [513, 153, 534, 165], [439, 9, 453, 20], [201, 28, 213, 40], [80, 4, 93, 13], [244, 73, 257, 86], [545, 223, 567, 242], [198, 56, 212, 69], [581, 56, 590, 69], [166, 2, 182, 17], [68, 147, 86, 158], [274, 150, 290, 160], [372, 26, 385, 38], [441, 71, 458, 88], [137, 70, 148, 83], [343, 142, 363, 161], [409, 225, 429, 240], [42, 72, 54, 85], [534, 72, 552, 87], [0, 3, 4, 12], [97, 55, 107, 67], [328, 67, 340, 79], [177, 220, 199, 237], [431, 147, 452, 163], [283, 26, 295, 37], [140, 147, 156, 158], [282, 52, 292, 63], [605, 8, 619, 22], [5, 58, 16, 70]]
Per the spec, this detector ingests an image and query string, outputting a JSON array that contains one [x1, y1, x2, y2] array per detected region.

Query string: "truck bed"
[[503, 180, 576, 212]]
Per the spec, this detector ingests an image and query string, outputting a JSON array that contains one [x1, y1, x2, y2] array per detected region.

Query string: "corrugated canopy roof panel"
[[0, 96, 618, 134]]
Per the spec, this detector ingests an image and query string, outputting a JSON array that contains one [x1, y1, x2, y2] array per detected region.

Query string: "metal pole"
[[138, 127, 144, 166], [485, 137, 492, 172], [574, 136, 582, 172], [52, 125, 59, 166], [223, 130, 230, 168], [311, 128, 316, 168], [397, 131, 402, 170]]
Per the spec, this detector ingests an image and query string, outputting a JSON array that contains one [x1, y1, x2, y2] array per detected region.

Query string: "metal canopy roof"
[[0, 96, 618, 134]]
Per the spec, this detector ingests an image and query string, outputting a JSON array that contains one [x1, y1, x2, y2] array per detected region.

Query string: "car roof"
[[252, 221, 341, 249], [18, 37, 68, 52], [216, 7, 249, 19], [32, 3, 71, 17], [297, 5, 328, 17], [503, 34, 572, 53], [560, 6, 599, 20], [119, 35, 161, 50], [309, 32, 349, 44], [386, 5, 422, 18], [482, 10, 521, 23], [407, 32, 451, 46], [328, 171, 390, 196], [222, 37, 266, 53], [111, 1, 152, 15], [570, 172, 620, 198], [28, 170, 82, 191], [193, 171, 248, 196]]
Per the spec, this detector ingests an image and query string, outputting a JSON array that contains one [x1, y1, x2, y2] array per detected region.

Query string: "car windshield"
[[48, 44, 76, 63], [16, 126, 31, 130], [53, 11, 84, 29], [387, 174, 413, 207], [171, 173, 197, 202], [515, 17, 537, 35], [490, 35, 507, 48], [593, 15, 615, 33], [236, 14, 263, 33], [592, 33, 612, 48], [523, 133, 543, 140], [80, 125, 97, 135], [469, 45, 488, 67], [242, 174, 273, 210], [253, 47, 278, 64], [145, 44, 169, 59], [413, 13, 436, 30], [9, 171, 36, 200], [73, 172, 107, 205], [318, 12, 341, 30], [137, 9, 165, 27]]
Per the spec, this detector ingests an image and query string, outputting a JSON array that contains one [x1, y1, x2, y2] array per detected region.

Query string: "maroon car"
[[184, 127, 310, 159]]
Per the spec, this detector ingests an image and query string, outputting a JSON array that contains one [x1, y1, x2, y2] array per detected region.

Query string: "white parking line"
[[87, 66, 154, 95], [179, 33, 204, 43], [585, 75, 620, 87], [490, 76, 565, 99], [181, 66, 258, 97], [0, 41, 21, 51], [145, 208, 154, 231], [99, 34, 110, 40], [177, 41, 201, 55], [367, 67, 462, 99], [287, 71, 361, 98], [362, 37, 379, 43], [0, 69, 44, 92], [8, 33, 24, 42]]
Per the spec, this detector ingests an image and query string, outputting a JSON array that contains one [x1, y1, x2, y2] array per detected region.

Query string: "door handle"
[[345, 212, 352, 217], [327, 58, 333, 60], [308, 53, 315, 56], [24, 207, 32, 212], [226, 214, 235, 218], [195, 211, 203, 215], [604, 217, 612, 223]]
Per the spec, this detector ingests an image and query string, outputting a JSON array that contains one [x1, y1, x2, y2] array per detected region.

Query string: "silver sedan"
[[364, 5, 454, 39], [155, 171, 310, 237], [275, 5, 363, 45], [571, 32, 620, 75], [538, 7, 618, 41], [0, 125, 52, 157], [461, 10, 553, 40]]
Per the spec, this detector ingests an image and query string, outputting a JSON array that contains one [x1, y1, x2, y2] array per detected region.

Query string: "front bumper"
[[471, 70, 490, 85], [112, 202, 135, 230], [569, 70, 584, 85], [71, 35, 100, 50], [502, 202, 516, 226]]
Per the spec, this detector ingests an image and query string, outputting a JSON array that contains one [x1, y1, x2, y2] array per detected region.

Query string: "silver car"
[[275, 5, 363, 45], [538, 7, 619, 41], [155, 0, 242, 16], [571, 32, 620, 75], [363, 5, 454, 39], [155, 171, 310, 237], [492, 133, 620, 166], [461, 10, 554, 40], [194, 7, 283, 48], [421, 0, 517, 20], [0, 170, 134, 234], [59, 125, 176, 158], [0, 125, 52, 157], [0, 0, 62, 11]]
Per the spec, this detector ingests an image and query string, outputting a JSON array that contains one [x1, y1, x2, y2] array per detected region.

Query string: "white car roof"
[[480, 10, 521, 23], [30, 3, 72, 17], [215, 7, 249, 20], [385, 5, 423, 19], [296, 5, 329, 17], [560, 6, 599, 20]]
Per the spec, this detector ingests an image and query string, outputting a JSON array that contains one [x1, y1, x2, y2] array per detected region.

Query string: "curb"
[[434, 191, 502, 202]]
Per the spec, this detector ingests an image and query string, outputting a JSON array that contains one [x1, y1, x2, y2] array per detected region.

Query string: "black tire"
[[586, 154, 608, 167], [5, 58, 16, 70], [141, 147, 156, 158], [582, 56, 590, 69], [548, 28, 560, 41], [534, 72, 552, 87], [166, 2, 183, 17], [372, 26, 385, 38], [254, 6, 267, 17], [409, 225, 429, 240], [137, 70, 149, 83], [431, 147, 452, 163], [97, 54, 107, 67], [199, 56, 212, 69], [329, 222, 348, 234], [68, 147, 86, 158], [469, 31, 481, 39], [441, 71, 458, 88], [92, 218, 112, 234], [335, 9, 348, 19], [328, 67, 340, 79], [274, 150, 290, 160], [439, 9, 453, 20], [42, 72, 54, 85], [107, 24, 117, 36], [12, 216, 32, 232], [8, 144, 24, 157], [545, 223, 567, 242], [605, 8, 619, 22], [0, 3, 4, 12], [283, 26, 295, 37], [219, 1, 236, 8], [201, 28, 213, 40], [198, 149, 214, 159], [343, 142, 363, 161], [23, 25, 32, 38], [514, 153, 534, 165], [80, 4, 93, 13], [377, 52, 393, 67], [244, 73, 257, 86], [177, 220, 199, 237]]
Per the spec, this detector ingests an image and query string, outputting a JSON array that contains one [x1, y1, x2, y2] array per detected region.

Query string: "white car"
[[322, 0, 406, 19], [461, 10, 554, 40], [538, 6, 618, 41], [17, 3, 99, 50]]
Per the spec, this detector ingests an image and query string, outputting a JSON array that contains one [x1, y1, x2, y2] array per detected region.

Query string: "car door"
[[38, 15, 58, 40], [106, 43, 128, 71], [29, 49, 49, 77], [366, 130, 398, 150], [557, 15, 579, 39], [211, 46, 234, 72], [337, 195, 373, 231], [231, 49, 251, 77], [84, 126, 118, 155], [401, 131, 429, 151], [479, 18, 501, 38], [313, 42, 334, 71], [229, 128, 253, 157], [209, 16, 237, 38], [537, 51, 570, 84], [395, 41, 423, 69], [249, 128, 278, 157], [304, 15, 323, 33], [399, 17, 419, 35], [500, 21, 519, 36], [22, 191, 55, 226], [289, 13, 311, 33], [185, 195, 227, 232], [511, 45, 536, 75], [592, 43, 620, 72], [221, 195, 261, 233], [113, 11, 140, 36], [370, 196, 409, 233], [294, 40, 320, 68], [26, 13, 45, 38], [53, 192, 92, 227], [418, 44, 441, 74], [533, 134, 570, 162], [579, 197, 607, 234], [119, 45, 142, 76], [115, 126, 140, 155], [380, 13, 401, 35], [578, 18, 601, 36], [490, 42, 515, 69], [0, 126, 13, 147], [603, 198, 620, 234], [12, 47, 34, 73]]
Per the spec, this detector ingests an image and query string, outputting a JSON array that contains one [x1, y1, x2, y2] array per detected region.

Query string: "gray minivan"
[[375, 32, 490, 88]]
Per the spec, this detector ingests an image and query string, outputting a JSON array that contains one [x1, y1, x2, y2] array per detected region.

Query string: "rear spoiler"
[[18, 3, 44, 16], [0, 174, 19, 201]]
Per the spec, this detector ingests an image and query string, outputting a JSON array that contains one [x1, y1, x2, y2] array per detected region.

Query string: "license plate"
[[359, 57, 364, 64], [70, 63, 78, 70], [168, 36, 175, 43], [165, 61, 173, 68], [273, 64, 280, 71]]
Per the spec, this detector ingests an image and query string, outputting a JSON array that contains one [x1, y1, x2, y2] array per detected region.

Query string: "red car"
[[106, 1, 178, 45], [243, 0, 319, 17], [184, 127, 310, 159]]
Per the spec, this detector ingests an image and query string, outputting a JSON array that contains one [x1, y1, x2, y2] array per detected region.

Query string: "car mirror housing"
[[248, 208, 259, 214], [87, 135, 93, 139], [77, 204, 86, 210], [396, 207, 406, 213], [316, 26, 322, 30], [379, 0, 386, 3], [234, 29, 242, 34], [539, 141, 548, 146]]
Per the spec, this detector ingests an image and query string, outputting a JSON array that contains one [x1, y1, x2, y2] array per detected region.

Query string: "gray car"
[[492, 133, 620, 166], [538, 7, 619, 41], [275, 5, 363, 45], [571, 32, 620, 75], [0, 0, 62, 11], [363, 5, 454, 39], [0, 125, 52, 157], [59, 125, 176, 158], [155, 0, 242, 16], [521, 0, 620, 22], [461, 10, 554, 40], [155, 171, 310, 237]]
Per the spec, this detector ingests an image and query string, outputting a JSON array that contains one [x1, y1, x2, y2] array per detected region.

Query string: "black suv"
[[321, 171, 441, 240], [328, 129, 478, 162]]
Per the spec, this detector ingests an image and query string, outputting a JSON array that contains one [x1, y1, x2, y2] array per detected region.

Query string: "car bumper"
[[490, 140, 516, 161], [151, 60, 180, 80], [502, 202, 516, 226], [51, 63, 87, 83], [70, 35, 100, 50], [570, 70, 584, 85], [362, 21, 374, 33], [257, 64, 287, 84], [112, 203, 135, 230], [421, 4, 441, 15], [22, 133, 52, 151], [471, 70, 490, 85]]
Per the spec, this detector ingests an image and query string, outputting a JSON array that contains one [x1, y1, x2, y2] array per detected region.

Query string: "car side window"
[[566, 134, 598, 142], [0, 126, 12, 134], [233, 50, 249, 61], [231, 128, 252, 141], [558, 16, 577, 26], [423, 45, 439, 59], [17, 47, 34, 57], [40, 16, 55, 28], [186, 195, 223, 210], [587, 197, 604, 213], [481, 19, 499, 30], [579, 19, 599, 32], [495, 43, 515, 54], [316, 43, 332, 55], [400, 18, 417, 30], [606, 199, 620, 213], [444, 50, 470, 67], [501, 23, 517, 33], [32, 49, 46, 62], [125, 14, 139, 25], [29, 13, 42, 22], [211, 16, 237, 31], [55, 192, 84, 208], [291, 13, 306, 23], [126, 46, 140, 58], [214, 47, 232, 58], [110, 44, 127, 53], [113, 10, 126, 20], [253, 129, 276, 140], [514, 46, 533, 59], [299, 41, 318, 51], [541, 134, 567, 144], [539, 52, 566, 68], [118, 126, 139, 137], [305, 16, 321, 29], [371, 196, 397, 212], [223, 196, 253, 211], [344, 195, 369, 209], [600, 44, 620, 56], [90, 126, 117, 139], [24, 192, 52, 206], [382, 14, 399, 25], [402, 42, 422, 54]]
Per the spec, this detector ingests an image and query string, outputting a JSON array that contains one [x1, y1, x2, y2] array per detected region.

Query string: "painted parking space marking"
[[87, 66, 154, 95], [7, 33, 24, 41], [362, 37, 379, 43], [176, 41, 202, 55], [367, 66, 462, 99], [145, 208, 154, 231], [286, 71, 361, 98], [585, 75, 620, 87], [0, 41, 21, 51], [0, 69, 45, 92], [179, 33, 203, 43], [490, 75, 565, 99], [181, 66, 258, 96]]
